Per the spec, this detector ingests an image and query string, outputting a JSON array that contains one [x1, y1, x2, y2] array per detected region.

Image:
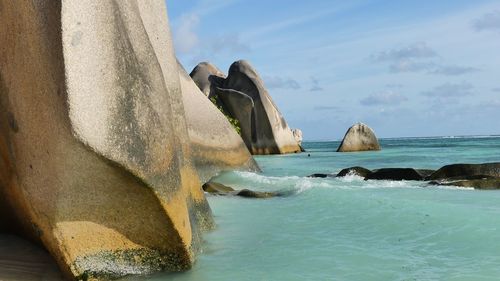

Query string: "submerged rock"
[[203, 182, 281, 198], [365, 168, 425, 181], [202, 182, 235, 194], [336, 166, 372, 178], [428, 163, 500, 180], [236, 189, 279, 198], [430, 178, 500, 190], [307, 173, 335, 178], [337, 123, 381, 152]]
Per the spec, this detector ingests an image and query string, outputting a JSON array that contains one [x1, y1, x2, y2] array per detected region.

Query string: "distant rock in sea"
[[337, 123, 381, 152]]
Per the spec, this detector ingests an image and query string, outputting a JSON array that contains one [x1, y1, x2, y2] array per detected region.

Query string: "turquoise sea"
[[146, 136, 500, 281], [2, 137, 500, 281]]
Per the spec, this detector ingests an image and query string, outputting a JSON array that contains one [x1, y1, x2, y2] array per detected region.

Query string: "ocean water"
[[141, 136, 500, 281]]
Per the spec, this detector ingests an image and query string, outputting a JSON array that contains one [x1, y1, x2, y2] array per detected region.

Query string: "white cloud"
[[310, 77, 323, 92], [473, 10, 500, 32], [360, 91, 408, 106], [173, 13, 200, 54], [371, 42, 437, 62], [421, 82, 474, 98], [430, 65, 480, 76], [263, 76, 301, 90]]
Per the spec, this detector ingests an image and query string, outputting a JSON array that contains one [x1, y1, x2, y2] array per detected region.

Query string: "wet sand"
[[0, 235, 63, 281]]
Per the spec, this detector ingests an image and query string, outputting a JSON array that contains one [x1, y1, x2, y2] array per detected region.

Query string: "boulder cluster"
[[310, 162, 500, 189], [190, 61, 302, 155]]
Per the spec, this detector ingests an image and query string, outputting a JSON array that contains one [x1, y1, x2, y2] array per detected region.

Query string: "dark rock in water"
[[416, 169, 436, 180], [337, 166, 372, 178], [307, 173, 335, 178], [202, 182, 235, 194], [236, 189, 278, 198], [337, 123, 380, 152], [203, 182, 281, 198], [365, 168, 424, 181], [431, 178, 500, 190], [428, 163, 500, 180]]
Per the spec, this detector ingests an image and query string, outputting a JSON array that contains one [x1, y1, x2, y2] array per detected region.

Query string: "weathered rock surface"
[[178, 61, 259, 182], [365, 168, 425, 181], [428, 163, 500, 180], [1, 1, 221, 280], [336, 166, 372, 178], [292, 129, 303, 145], [202, 60, 301, 155], [337, 123, 381, 152], [189, 62, 226, 98]]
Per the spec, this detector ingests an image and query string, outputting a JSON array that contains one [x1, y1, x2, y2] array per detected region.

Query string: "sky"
[[167, 0, 500, 140]]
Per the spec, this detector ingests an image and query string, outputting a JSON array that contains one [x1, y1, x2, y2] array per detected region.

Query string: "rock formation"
[[365, 168, 427, 181], [178, 61, 259, 182], [428, 163, 500, 180], [0, 1, 259, 280], [202, 182, 284, 198], [336, 166, 372, 178], [211, 60, 301, 155], [189, 62, 226, 98], [292, 129, 303, 145], [337, 123, 381, 152]]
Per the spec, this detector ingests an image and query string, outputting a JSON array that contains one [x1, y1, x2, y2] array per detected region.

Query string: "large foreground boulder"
[[337, 123, 381, 152], [178, 61, 259, 182], [1, 1, 218, 280], [215, 60, 301, 155], [428, 163, 500, 180]]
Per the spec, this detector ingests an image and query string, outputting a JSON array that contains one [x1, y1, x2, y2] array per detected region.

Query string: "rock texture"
[[189, 62, 226, 98], [428, 163, 500, 180], [202, 182, 282, 198], [215, 60, 301, 155], [178, 61, 259, 182], [189, 60, 301, 155], [337, 123, 381, 152], [0, 1, 225, 280], [292, 129, 303, 145]]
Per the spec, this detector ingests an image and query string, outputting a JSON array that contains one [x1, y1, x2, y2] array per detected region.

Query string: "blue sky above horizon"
[[167, 0, 500, 140]]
